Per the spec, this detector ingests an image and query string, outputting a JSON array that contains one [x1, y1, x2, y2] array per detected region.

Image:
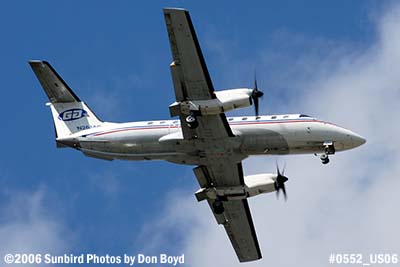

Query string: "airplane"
[[29, 8, 365, 263]]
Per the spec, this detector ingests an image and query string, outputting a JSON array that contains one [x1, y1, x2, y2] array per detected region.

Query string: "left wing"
[[163, 8, 214, 102], [163, 8, 233, 140]]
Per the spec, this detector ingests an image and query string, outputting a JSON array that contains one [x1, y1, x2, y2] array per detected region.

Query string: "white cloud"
[[89, 172, 121, 201], [143, 3, 400, 267], [0, 187, 72, 267]]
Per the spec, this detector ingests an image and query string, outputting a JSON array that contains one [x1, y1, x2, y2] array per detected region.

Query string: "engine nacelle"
[[195, 173, 278, 202], [214, 88, 253, 112], [244, 173, 277, 197], [169, 88, 253, 117]]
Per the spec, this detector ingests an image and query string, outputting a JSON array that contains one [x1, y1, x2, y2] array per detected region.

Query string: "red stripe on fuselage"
[[91, 119, 326, 137]]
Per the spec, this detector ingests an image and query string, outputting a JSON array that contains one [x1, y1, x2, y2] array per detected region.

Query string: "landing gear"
[[320, 141, 335, 164], [320, 154, 330, 164], [186, 114, 199, 129], [212, 200, 224, 214]]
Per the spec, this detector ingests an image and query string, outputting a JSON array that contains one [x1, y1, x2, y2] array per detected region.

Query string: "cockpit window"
[[299, 114, 310, 118]]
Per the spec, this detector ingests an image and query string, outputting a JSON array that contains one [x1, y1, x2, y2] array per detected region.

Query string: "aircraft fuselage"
[[58, 114, 365, 165]]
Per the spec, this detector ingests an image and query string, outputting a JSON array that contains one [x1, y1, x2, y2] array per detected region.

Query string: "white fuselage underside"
[[62, 115, 365, 165]]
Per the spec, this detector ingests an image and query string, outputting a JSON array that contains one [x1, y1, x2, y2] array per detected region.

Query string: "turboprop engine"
[[169, 79, 264, 118], [195, 167, 289, 202], [170, 88, 252, 116]]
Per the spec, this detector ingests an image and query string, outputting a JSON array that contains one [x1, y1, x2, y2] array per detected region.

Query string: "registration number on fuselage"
[[76, 125, 101, 131]]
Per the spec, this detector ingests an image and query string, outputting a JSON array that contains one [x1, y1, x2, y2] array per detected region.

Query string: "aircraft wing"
[[163, 8, 234, 139], [194, 163, 262, 262], [164, 8, 261, 262], [163, 8, 214, 101]]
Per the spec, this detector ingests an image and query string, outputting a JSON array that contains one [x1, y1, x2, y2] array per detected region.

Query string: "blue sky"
[[1, 1, 399, 266]]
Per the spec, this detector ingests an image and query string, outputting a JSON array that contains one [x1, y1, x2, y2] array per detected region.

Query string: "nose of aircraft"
[[351, 132, 366, 148], [336, 126, 366, 150]]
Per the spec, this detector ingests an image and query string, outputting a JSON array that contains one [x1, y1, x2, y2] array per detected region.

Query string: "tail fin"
[[29, 60, 103, 141]]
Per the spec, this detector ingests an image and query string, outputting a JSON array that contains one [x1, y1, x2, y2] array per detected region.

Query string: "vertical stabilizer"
[[29, 60, 103, 140]]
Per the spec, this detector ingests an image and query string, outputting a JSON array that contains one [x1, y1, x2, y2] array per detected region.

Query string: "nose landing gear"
[[320, 154, 330, 164], [319, 141, 335, 165]]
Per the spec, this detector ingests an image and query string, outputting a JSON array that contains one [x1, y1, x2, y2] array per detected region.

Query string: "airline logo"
[[58, 109, 88, 121]]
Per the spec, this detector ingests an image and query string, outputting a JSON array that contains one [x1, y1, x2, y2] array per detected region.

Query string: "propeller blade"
[[251, 74, 264, 117], [282, 184, 287, 201], [254, 96, 259, 117], [275, 162, 289, 201]]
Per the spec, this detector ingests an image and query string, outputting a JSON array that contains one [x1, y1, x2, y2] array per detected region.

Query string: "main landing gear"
[[212, 200, 224, 214], [186, 113, 199, 129], [186, 115, 198, 129]]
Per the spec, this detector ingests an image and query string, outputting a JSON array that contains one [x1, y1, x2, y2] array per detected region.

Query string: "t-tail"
[[29, 60, 103, 148]]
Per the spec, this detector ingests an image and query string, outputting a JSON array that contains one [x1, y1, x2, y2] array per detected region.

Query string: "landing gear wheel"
[[186, 115, 198, 129], [212, 200, 224, 214], [320, 154, 330, 164]]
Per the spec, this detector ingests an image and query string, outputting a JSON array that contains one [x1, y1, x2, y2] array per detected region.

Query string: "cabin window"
[[228, 118, 234, 121], [242, 117, 248, 120], [173, 120, 178, 124], [283, 115, 289, 118], [271, 116, 277, 119], [299, 114, 310, 118], [256, 116, 261, 120], [147, 122, 153, 125]]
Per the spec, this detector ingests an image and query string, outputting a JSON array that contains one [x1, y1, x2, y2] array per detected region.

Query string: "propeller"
[[251, 74, 264, 117], [274, 163, 289, 201]]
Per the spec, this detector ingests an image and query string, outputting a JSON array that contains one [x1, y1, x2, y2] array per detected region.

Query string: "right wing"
[[216, 199, 262, 262], [194, 163, 262, 262]]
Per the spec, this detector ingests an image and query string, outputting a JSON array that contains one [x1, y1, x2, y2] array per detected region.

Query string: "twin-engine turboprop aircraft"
[[29, 8, 365, 263]]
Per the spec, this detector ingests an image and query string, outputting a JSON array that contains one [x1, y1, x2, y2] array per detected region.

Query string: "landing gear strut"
[[320, 141, 335, 165], [185, 114, 199, 129], [212, 200, 224, 214]]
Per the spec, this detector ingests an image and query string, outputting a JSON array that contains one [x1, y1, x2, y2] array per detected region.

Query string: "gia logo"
[[59, 109, 88, 121]]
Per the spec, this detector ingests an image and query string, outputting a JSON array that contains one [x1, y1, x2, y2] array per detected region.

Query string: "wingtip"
[[28, 59, 43, 65], [163, 7, 188, 13], [28, 60, 51, 68]]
